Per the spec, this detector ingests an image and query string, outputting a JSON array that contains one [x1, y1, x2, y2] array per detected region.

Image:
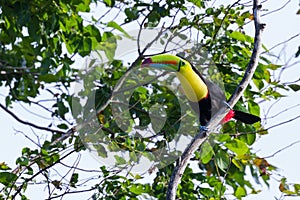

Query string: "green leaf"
[[235, 186, 247, 198], [70, 173, 79, 188], [239, 133, 256, 146], [248, 100, 260, 116], [187, 0, 204, 8], [16, 157, 29, 166], [136, 141, 146, 151], [57, 123, 68, 130], [142, 151, 155, 161], [124, 8, 139, 22], [206, 8, 214, 15], [148, 10, 161, 25], [78, 37, 92, 57], [294, 184, 300, 193], [229, 31, 245, 41], [229, 31, 253, 43], [225, 139, 249, 156], [73, 0, 90, 12], [129, 151, 138, 163], [38, 74, 58, 83], [232, 158, 243, 170], [0, 172, 18, 186], [253, 78, 264, 90], [55, 100, 69, 119], [108, 142, 121, 152], [107, 21, 132, 39], [135, 86, 148, 94], [267, 64, 282, 70], [257, 128, 268, 135], [199, 187, 214, 197], [0, 162, 11, 170], [282, 189, 297, 195], [215, 150, 230, 172], [94, 144, 108, 158], [129, 184, 144, 195], [288, 84, 300, 92], [177, 33, 188, 40], [114, 155, 126, 165], [103, 0, 115, 7], [51, 153, 60, 163], [200, 141, 214, 164], [41, 148, 48, 156], [214, 133, 231, 142], [83, 25, 101, 42], [22, 147, 31, 155], [96, 32, 117, 61]]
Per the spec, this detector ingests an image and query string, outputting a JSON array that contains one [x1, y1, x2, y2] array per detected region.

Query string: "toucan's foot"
[[223, 101, 233, 109], [199, 126, 208, 132]]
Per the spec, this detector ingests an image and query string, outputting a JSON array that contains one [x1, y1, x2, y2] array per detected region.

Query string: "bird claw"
[[199, 126, 208, 132]]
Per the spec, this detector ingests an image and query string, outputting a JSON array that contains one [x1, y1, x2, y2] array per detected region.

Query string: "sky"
[[243, 0, 300, 199], [0, 0, 300, 199]]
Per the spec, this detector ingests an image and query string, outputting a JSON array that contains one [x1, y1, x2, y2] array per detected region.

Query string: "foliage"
[[0, 0, 299, 199]]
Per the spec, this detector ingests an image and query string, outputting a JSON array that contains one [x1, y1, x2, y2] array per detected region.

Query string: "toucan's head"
[[141, 54, 191, 72]]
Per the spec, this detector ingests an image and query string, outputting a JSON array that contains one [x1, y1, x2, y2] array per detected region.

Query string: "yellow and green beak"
[[141, 54, 181, 72]]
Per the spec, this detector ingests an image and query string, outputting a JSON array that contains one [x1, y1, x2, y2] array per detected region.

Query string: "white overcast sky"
[[0, 0, 300, 199]]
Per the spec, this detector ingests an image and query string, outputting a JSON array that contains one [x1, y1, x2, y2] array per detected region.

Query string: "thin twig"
[[0, 103, 65, 134], [262, 32, 300, 54], [261, 0, 291, 17], [11, 148, 80, 199], [264, 114, 300, 131], [264, 140, 300, 159]]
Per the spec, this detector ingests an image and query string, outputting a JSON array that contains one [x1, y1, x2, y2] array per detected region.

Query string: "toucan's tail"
[[233, 110, 261, 124]]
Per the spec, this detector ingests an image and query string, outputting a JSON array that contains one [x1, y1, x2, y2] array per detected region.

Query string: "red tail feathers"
[[222, 110, 261, 124]]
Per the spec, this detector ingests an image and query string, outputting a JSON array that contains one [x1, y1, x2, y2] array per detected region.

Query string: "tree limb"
[[166, 0, 265, 199], [0, 103, 65, 135]]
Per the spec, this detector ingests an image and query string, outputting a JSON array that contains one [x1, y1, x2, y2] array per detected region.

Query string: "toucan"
[[141, 54, 261, 128]]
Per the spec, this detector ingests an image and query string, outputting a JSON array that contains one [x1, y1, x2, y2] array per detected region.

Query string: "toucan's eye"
[[178, 60, 185, 70]]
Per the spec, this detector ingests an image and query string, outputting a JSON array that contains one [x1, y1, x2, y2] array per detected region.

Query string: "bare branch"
[[11, 148, 80, 199], [266, 104, 300, 120], [265, 114, 300, 131], [166, 0, 265, 199], [264, 140, 300, 159], [0, 103, 65, 134], [261, 0, 291, 17], [14, 129, 41, 148], [262, 32, 300, 54]]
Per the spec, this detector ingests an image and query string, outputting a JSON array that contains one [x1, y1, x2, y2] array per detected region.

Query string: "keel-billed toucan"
[[141, 54, 261, 127]]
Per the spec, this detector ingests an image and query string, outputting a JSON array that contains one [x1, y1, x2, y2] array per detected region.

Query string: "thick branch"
[[166, 0, 265, 199]]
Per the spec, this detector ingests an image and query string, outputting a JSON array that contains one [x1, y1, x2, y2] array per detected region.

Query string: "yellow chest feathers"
[[175, 68, 208, 102]]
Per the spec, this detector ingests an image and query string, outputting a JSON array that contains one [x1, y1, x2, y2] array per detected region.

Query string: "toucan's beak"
[[141, 56, 179, 72]]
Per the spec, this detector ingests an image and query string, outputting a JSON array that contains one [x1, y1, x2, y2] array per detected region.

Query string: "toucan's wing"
[[191, 63, 261, 125], [205, 79, 226, 115], [191, 65, 226, 116]]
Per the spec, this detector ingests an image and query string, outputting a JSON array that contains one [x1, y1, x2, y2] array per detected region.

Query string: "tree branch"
[[166, 0, 265, 199], [11, 148, 79, 199], [0, 103, 65, 135], [264, 139, 300, 159]]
